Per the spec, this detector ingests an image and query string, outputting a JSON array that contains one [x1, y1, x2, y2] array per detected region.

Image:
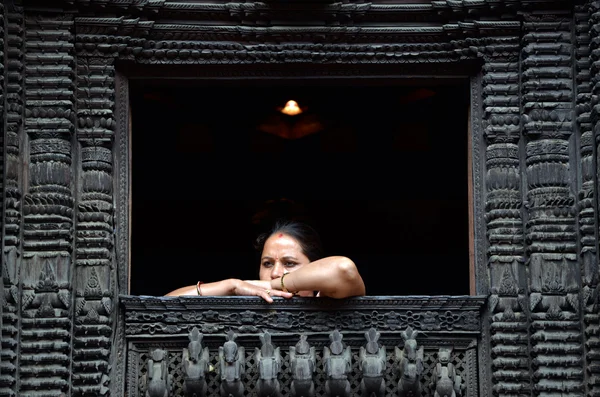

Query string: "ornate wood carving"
[[432, 347, 462, 397], [480, 34, 531, 397], [73, 55, 115, 396], [0, 2, 596, 397], [469, 74, 487, 298], [255, 331, 283, 397], [521, 14, 584, 397], [586, 2, 600, 397], [358, 327, 386, 397], [290, 334, 317, 397], [121, 296, 485, 397], [19, 12, 75, 397], [182, 327, 210, 397], [144, 348, 172, 397], [122, 296, 485, 337], [394, 327, 422, 397], [112, 68, 129, 397], [68, 1, 570, 69], [0, 4, 21, 397], [323, 329, 352, 397], [218, 330, 246, 397], [0, 1, 5, 391]]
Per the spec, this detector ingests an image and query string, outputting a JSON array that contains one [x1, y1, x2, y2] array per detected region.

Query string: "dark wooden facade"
[[0, 1, 597, 397]]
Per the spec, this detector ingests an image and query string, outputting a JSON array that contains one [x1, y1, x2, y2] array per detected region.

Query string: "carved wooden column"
[[0, 1, 4, 254], [480, 36, 530, 397], [585, 2, 600, 397], [19, 12, 75, 397], [521, 14, 584, 397], [0, 0, 5, 377], [0, 5, 23, 397], [74, 16, 141, 397], [72, 55, 116, 396]]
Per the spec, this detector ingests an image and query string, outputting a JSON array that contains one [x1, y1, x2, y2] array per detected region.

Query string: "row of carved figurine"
[[144, 326, 463, 397]]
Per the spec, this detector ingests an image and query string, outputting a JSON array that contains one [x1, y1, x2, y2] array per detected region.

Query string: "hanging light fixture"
[[258, 98, 322, 140], [279, 100, 303, 116]]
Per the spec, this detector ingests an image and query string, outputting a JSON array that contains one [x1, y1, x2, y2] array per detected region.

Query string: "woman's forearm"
[[165, 279, 237, 296], [165, 279, 293, 302], [165, 256, 366, 299], [270, 256, 366, 298]]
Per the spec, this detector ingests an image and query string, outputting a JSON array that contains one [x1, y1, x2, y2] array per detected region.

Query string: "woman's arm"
[[270, 256, 366, 298], [165, 279, 293, 303], [165, 256, 365, 300]]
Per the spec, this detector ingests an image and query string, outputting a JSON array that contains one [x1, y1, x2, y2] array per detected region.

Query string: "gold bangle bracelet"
[[196, 281, 204, 296], [281, 273, 290, 293]]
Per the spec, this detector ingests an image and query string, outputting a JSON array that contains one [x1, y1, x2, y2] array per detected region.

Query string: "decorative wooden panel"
[[121, 296, 486, 397], [0, 2, 594, 397]]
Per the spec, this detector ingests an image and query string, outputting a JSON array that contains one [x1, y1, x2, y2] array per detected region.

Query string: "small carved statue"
[[255, 331, 282, 397], [183, 327, 210, 397], [145, 348, 170, 397], [218, 330, 245, 397], [432, 347, 462, 397], [395, 327, 424, 397], [289, 334, 317, 397], [359, 327, 387, 397], [323, 329, 352, 397]]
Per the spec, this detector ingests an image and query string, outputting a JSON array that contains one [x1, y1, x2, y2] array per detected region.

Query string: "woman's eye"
[[262, 261, 273, 268], [285, 262, 298, 268]]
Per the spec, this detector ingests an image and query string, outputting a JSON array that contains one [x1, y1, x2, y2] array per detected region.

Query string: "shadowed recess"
[[130, 79, 470, 296]]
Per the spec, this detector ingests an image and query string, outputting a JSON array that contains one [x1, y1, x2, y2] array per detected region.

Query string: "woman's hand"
[[234, 279, 294, 303], [165, 279, 293, 302]]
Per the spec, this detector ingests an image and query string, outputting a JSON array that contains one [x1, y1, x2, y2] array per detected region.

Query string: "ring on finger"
[[265, 289, 271, 295]]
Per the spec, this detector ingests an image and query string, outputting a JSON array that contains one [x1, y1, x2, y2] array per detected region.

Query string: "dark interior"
[[129, 79, 471, 297]]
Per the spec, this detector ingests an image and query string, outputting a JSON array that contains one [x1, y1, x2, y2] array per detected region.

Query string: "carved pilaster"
[[0, 6, 23, 397], [0, 0, 5, 392], [19, 13, 75, 397], [111, 68, 129, 397], [72, 56, 115, 397], [0, 1, 4, 258], [480, 37, 530, 397], [586, 2, 600, 397], [521, 15, 583, 397]]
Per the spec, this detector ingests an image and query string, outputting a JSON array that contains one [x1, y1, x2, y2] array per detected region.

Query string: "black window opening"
[[129, 79, 471, 297]]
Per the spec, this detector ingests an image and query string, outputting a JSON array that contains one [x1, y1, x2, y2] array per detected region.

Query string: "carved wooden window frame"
[[113, 70, 485, 298]]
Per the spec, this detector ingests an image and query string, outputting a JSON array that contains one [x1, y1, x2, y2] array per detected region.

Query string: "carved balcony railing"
[[120, 295, 487, 397]]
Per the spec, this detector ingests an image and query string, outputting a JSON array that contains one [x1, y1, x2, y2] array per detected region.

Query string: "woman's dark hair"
[[254, 219, 324, 262]]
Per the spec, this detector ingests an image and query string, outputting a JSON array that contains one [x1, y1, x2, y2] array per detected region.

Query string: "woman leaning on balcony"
[[165, 219, 366, 302]]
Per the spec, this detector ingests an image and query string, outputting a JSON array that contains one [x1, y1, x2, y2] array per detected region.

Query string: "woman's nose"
[[271, 262, 285, 279]]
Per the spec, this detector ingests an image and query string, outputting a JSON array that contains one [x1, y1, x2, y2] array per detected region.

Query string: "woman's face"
[[259, 233, 310, 281]]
